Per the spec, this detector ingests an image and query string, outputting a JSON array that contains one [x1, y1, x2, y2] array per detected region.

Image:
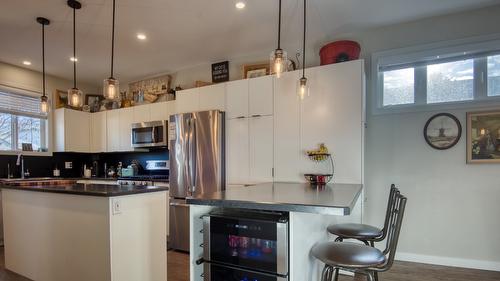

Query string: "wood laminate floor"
[[0, 248, 499, 281]]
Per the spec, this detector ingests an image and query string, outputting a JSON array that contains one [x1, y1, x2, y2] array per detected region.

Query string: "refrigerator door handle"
[[188, 119, 197, 195]]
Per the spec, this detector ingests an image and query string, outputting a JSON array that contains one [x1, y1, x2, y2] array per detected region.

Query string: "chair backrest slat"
[[380, 192, 407, 271], [379, 184, 399, 240]]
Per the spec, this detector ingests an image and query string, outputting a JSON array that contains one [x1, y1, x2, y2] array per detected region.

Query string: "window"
[[0, 88, 48, 152], [488, 54, 500, 97], [383, 68, 414, 106], [427, 59, 474, 104], [374, 37, 500, 112]]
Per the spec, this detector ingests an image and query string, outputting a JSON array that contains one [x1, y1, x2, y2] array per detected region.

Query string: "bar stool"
[[327, 185, 399, 247], [312, 193, 407, 281]]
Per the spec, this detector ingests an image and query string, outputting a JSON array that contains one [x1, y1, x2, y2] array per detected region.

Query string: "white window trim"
[[0, 83, 53, 157], [371, 33, 500, 115]]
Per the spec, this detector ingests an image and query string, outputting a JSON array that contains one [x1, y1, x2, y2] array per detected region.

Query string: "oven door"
[[204, 263, 288, 281], [131, 121, 167, 148], [203, 214, 288, 276]]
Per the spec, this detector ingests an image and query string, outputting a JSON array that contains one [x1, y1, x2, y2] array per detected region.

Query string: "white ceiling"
[[1, 0, 499, 87]]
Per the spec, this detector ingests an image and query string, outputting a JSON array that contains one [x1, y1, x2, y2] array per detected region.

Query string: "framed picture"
[[467, 110, 500, 163], [54, 89, 68, 109], [423, 113, 462, 150], [243, 63, 269, 79], [85, 94, 103, 112]]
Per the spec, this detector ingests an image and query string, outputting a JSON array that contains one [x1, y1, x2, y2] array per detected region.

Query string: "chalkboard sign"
[[212, 61, 229, 83]]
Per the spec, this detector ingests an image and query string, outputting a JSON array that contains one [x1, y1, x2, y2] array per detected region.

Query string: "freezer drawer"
[[169, 198, 190, 252]]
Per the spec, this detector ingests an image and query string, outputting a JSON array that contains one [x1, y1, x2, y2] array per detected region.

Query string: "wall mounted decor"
[[467, 110, 500, 163], [243, 62, 269, 79], [85, 94, 103, 112], [423, 113, 461, 150], [212, 61, 229, 83], [129, 74, 172, 104], [54, 89, 68, 109]]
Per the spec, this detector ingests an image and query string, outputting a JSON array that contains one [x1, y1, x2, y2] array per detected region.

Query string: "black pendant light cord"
[[41, 23, 46, 97], [277, 0, 281, 49], [73, 5, 77, 89], [302, 0, 306, 79], [110, 0, 115, 78]]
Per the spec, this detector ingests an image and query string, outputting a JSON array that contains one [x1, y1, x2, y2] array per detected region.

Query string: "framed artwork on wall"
[[467, 110, 500, 163], [243, 63, 269, 79], [423, 113, 462, 150]]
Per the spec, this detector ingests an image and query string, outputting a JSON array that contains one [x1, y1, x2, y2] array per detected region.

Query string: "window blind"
[[0, 88, 46, 119]]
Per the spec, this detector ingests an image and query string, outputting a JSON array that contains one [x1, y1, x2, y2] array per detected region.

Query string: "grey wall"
[[354, 6, 500, 269]]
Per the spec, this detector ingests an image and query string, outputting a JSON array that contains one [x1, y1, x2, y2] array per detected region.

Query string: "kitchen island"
[[187, 182, 363, 281], [1, 182, 168, 281]]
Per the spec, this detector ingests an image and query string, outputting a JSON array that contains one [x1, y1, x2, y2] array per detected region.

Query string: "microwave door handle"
[[151, 127, 156, 143]]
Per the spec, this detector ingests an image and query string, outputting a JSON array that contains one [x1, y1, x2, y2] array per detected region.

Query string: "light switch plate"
[[112, 199, 122, 215], [65, 162, 72, 169]]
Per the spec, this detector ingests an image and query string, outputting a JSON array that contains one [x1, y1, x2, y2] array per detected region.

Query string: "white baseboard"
[[396, 252, 500, 272]]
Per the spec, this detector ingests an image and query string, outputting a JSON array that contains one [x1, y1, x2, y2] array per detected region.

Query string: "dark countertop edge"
[[186, 198, 351, 215], [186, 185, 363, 215], [0, 185, 168, 197]]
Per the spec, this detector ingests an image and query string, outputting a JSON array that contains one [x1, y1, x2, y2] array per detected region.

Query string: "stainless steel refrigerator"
[[169, 110, 225, 252]]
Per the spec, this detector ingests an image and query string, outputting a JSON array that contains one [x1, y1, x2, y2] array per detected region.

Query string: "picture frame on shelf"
[[85, 94, 103, 112], [54, 89, 68, 109], [243, 63, 269, 79], [467, 110, 500, 163], [423, 113, 462, 150]]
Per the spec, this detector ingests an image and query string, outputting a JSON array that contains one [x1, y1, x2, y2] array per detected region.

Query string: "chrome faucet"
[[16, 154, 28, 179]]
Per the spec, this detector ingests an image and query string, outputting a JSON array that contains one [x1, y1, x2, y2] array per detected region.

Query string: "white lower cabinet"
[[226, 118, 250, 184], [249, 115, 274, 182]]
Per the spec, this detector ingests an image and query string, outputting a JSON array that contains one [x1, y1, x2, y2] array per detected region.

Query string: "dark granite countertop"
[[0, 183, 168, 197], [187, 182, 363, 215]]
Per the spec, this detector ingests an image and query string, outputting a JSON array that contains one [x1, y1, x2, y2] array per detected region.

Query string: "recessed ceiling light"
[[23, 61, 31, 66], [70, 57, 78, 62], [235, 1, 246, 9], [137, 33, 147, 40]]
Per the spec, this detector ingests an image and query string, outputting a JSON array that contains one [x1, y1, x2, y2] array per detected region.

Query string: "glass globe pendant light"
[[297, 0, 309, 100], [270, 0, 287, 78], [67, 0, 83, 108], [103, 0, 120, 100], [37, 17, 50, 114]]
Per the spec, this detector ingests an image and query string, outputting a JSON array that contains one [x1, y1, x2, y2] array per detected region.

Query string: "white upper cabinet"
[[249, 76, 273, 117], [226, 118, 250, 184], [249, 115, 274, 183], [119, 107, 134, 151], [225, 79, 249, 119], [199, 83, 225, 111], [133, 104, 151, 123], [106, 109, 120, 152], [175, 88, 200, 114], [90, 111, 107, 153], [54, 108, 90, 153], [150, 102, 170, 121]]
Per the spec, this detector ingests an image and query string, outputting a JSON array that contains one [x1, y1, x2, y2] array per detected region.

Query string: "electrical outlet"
[[113, 199, 122, 215], [65, 162, 73, 169]]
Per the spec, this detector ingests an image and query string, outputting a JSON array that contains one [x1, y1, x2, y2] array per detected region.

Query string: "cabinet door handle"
[[237, 116, 246, 119], [251, 114, 262, 118]]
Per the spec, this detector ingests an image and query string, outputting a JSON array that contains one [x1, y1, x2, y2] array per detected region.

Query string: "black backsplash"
[[0, 149, 168, 179]]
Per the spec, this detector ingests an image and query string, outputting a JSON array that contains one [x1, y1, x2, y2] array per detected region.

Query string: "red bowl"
[[319, 40, 361, 65]]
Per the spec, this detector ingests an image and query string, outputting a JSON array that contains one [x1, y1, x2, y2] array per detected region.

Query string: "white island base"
[[189, 195, 362, 281], [2, 189, 167, 281]]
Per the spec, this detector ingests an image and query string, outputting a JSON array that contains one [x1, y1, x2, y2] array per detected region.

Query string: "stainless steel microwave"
[[131, 120, 168, 148]]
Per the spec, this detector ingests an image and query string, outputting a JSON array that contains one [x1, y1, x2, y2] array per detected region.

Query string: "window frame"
[[0, 84, 52, 156], [372, 34, 500, 115]]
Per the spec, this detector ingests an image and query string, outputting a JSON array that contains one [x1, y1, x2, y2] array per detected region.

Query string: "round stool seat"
[[327, 223, 382, 239], [312, 241, 386, 268]]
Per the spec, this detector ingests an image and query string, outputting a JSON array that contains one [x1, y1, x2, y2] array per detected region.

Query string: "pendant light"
[[37, 17, 50, 114], [270, 0, 287, 78], [297, 0, 309, 100], [67, 0, 83, 108], [103, 0, 119, 100]]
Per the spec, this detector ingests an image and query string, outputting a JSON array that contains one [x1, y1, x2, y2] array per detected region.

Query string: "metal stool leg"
[[374, 272, 379, 281], [366, 272, 375, 281], [333, 267, 339, 281], [321, 265, 329, 281]]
